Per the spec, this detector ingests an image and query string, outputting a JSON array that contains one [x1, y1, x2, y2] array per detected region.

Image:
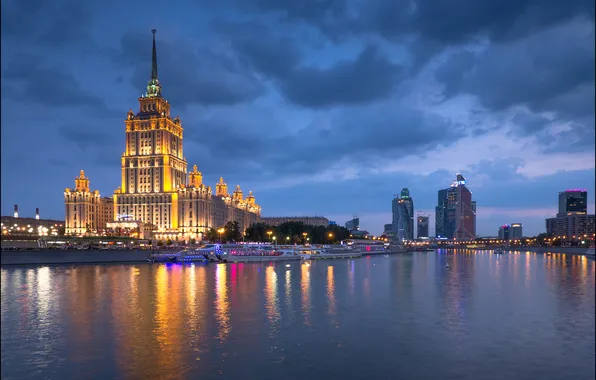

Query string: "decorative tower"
[[232, 185, 244, 202], [216, 177, 229, 197], [246, 191, 255, 205], [189, 165, 203, 187], [64, 170, 101, 235]]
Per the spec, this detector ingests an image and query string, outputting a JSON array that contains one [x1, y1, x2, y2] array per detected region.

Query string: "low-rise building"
[[260, 216, 329, 227], [546, 214, 595, 238]]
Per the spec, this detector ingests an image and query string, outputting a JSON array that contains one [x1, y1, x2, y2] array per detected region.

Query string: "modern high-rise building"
[[64, 31, 261, 239], [453, 174, 476, 240], [416, 214, 429, 238], [498, 224, 510, 240], [435, 187, 457, 239], [436, 174, 476, 240], [392, 188, 414, 241], [510, 223, 523, 239], [557, 189, 587, 217]]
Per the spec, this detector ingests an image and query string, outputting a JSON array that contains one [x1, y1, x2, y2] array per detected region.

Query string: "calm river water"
[[1, 250, 594, 380]]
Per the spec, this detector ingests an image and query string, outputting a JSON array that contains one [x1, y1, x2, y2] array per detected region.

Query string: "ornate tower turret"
[[216, 177, 229, 197], [75, 170, 90, 192], [233, 185, 244, 201], [189, 165, 203, 187], [246, 191, 255, 205]]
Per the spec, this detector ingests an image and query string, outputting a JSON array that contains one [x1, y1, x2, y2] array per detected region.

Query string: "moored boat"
[[223, 245, 302, 262], [148, 249, 210, 263]]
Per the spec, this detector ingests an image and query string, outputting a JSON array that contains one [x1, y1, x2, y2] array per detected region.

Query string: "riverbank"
[[0, 249, 152, 266], [468, 246, 593, 256]]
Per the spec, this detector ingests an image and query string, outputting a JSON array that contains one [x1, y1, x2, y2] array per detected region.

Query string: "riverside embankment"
[[0, 249, 153, 266], [472, 246, 592, 256]]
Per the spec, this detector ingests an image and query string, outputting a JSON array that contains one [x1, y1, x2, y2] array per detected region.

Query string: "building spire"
[[151, 29, 158, 80], [146, 29, 162, 98]]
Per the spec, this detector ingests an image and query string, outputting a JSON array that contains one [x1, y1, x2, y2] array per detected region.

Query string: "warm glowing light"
[[264, 266, 280, 332], [214, 264, 230, 341], [301, 263, 311, 325]]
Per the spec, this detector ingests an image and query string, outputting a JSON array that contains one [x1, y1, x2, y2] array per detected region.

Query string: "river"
[[1, 250, 594, 380]]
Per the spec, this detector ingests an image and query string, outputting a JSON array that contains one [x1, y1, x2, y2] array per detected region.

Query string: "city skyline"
[[1, 0, 594, 236]]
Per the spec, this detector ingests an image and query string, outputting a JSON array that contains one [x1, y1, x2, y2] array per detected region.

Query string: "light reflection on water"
[[1, 251, 595, 380], [214, 264, 230, 342], [264, 265, 279, 335]]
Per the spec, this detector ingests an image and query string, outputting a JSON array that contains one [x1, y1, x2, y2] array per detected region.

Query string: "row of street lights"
[[266, 230, 333, 245]]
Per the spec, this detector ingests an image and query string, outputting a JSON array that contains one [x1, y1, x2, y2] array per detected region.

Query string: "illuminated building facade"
[[510, 223, 522, 239], [558, 189, 587, 217], [392, 188, 414, 241], [546, 189, 593, 238], [436, 173, 476, 240], [64, 170, 101, 235], [453, 174, 476, 240], [63, 30, 260, 239], [546, 214, 595, 238], [435, 187, 457, 239]]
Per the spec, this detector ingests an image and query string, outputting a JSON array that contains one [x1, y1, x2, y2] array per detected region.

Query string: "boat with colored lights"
[[223, 245, 302, 262], [343, 239, 408, 255], [148, 249, 210, 263]]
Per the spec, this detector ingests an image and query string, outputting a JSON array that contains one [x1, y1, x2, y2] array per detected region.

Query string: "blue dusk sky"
[[1, 0, 594, 237]]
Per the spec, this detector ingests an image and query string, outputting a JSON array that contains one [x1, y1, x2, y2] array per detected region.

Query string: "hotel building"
[[64, 30, 260, 239]]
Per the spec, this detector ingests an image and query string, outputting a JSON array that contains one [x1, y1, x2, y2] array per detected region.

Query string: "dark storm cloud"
[[1, 0, 94, 48], [183, 102, 464, 181], [215, 0, 593, 58], [2, 55, 112, 111], [111, 32, 265, 107], [214, 21, 403, 107], [280, 45, 403, 107], [436, 20, 595, 115]]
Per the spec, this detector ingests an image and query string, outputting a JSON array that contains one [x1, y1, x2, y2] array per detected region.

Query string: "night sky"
[[1, 0, 594, 236]]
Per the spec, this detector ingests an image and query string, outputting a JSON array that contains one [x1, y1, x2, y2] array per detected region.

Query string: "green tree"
[[245, 222, 270, 242], [535, 233, 549, 246], [205, 228, 218, 242], [224, 221, 242, 242]]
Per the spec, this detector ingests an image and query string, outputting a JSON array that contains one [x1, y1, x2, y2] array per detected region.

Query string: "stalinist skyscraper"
[[64, 30, 261, 239], [113, 29, 189, 231]]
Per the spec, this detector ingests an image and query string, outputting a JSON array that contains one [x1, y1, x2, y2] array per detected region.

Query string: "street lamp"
[[328, 232, 333, 244], [302, 232, 308, 244], [286, 236, 290, 245], [272, 236, 277, 246], [267, 230, 272, 242], [217, 228, 225, 243]]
